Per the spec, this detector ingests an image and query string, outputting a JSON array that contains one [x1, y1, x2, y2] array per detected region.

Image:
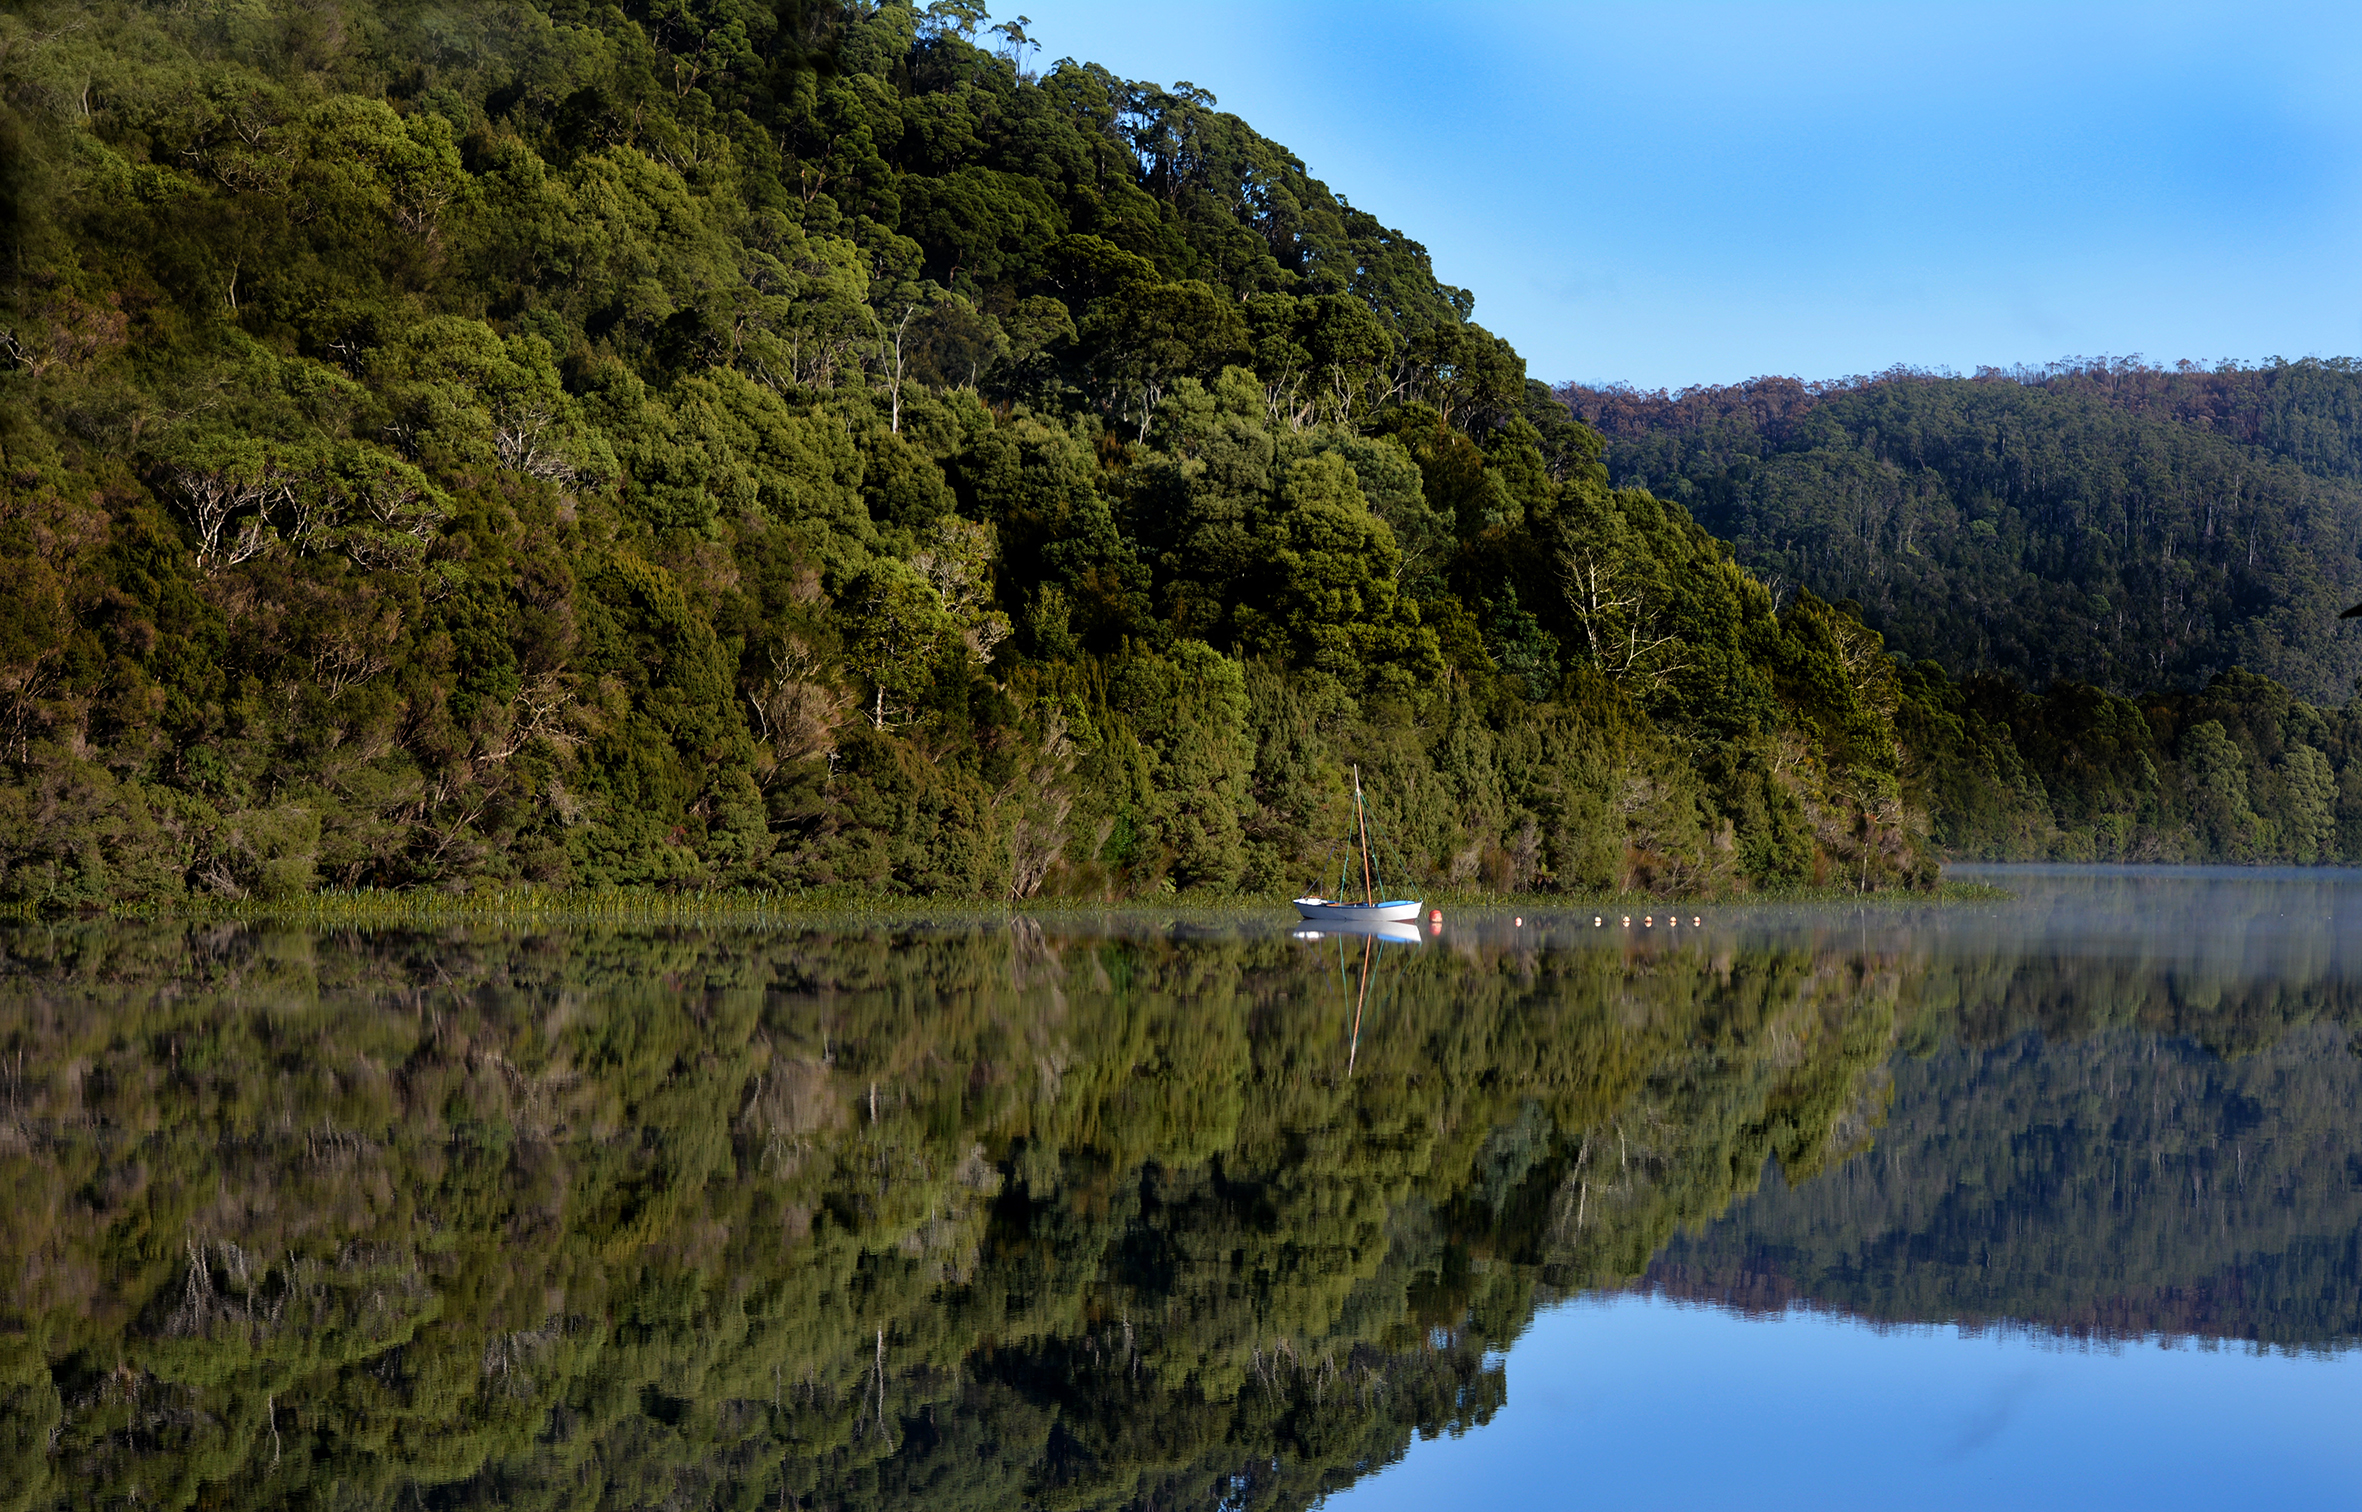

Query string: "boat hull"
[[1293, 898, 1424, 924]]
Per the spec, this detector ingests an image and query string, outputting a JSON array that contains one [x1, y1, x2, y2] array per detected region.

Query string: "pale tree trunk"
[[888, 305, 917, 434]]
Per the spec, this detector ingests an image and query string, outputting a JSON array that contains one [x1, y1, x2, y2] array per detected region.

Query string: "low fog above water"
[[5, 866, 2360, 1510]]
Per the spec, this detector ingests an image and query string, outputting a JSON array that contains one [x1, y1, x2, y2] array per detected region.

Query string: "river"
[[3, 866, 2358, 1509]]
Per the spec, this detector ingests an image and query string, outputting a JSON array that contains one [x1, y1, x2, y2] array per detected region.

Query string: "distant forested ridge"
[[0, 0, 1934, 903], [1563, 361, 2362, 704], [1568, 362, 2362, 863]]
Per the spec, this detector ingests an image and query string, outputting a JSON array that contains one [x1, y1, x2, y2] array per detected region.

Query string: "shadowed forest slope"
[[1564, 363, 2362, 863], [1563, 362, 2362, 704]]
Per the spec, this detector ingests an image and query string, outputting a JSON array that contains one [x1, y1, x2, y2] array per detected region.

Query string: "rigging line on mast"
[[1353, 764, 1376, 905], [1360, 764, 1413, 900], [1361, 789, 1411, 902]]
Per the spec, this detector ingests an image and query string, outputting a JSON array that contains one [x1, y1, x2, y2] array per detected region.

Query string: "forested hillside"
[[14, 1, 2362, 895], [0, 0, 1940, 903]]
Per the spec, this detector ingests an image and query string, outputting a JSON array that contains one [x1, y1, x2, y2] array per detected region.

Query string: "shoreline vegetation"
[[13, 878, 2017, 925], [3, 2, 2359, 913]]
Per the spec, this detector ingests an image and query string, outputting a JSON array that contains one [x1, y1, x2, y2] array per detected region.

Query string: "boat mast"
[[1353, 764, 1375, 905]]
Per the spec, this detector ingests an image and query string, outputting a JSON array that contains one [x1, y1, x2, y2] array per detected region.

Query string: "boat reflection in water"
[[1295, 909, 1425, 1072], [1288, 919, 1426, 946]]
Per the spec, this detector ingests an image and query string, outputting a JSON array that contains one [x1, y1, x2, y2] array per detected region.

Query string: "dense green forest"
[[0, 0, 1952, 904], [6, 904, 2359, 1509]]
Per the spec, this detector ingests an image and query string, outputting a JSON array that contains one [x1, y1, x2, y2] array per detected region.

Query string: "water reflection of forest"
[[3, 908, 2359, 1511]]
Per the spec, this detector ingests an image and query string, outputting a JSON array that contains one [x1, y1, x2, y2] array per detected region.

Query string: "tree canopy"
[[0, 0, 1938, 903]]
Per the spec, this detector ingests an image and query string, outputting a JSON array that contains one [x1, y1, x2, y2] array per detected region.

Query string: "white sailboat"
[[1293, 765, 1423, 924]]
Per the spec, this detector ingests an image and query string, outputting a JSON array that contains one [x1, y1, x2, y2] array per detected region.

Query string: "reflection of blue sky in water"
[[1331, 866, 2362, 1510], [1328, 1295, 2362, 1512]]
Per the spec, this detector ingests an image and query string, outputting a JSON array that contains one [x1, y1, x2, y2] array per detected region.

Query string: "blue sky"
[[1005, 2, 2362, 391]]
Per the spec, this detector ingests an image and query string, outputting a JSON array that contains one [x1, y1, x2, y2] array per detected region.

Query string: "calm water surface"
[[5, 866, 2361, 1510]]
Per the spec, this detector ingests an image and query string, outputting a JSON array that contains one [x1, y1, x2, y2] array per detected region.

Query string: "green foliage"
[[0, 0, 1940, 904], [1891, 660, 2362, 863], [1568, 363, 2362, 866]]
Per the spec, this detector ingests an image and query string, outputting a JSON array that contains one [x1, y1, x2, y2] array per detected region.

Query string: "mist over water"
[[5, 868, 2361, 1509]]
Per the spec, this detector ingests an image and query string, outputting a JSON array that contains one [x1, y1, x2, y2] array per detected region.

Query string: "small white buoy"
[[1621, 916, 1631, 927], [1514, 917, 1523, 927], [1644, 915, 1653, 927], [1693, 916, 1702, 927], [1593, 915, 1603, 927]]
